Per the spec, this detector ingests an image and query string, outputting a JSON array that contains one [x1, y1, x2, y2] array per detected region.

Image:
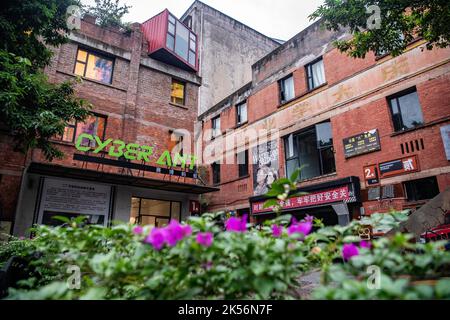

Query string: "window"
[[284, 121, 335, 181], [404, 177, 440, 202], [306, 58, 326, 91], [183, 16, 192, 29], [130, 197, 181, 227], [212, 162, 220, 185], [388, 88, 424, 132], [166, 14, 197, 67], [74, 48, 114, 84], [212, 116, 221, 138], [236, 102, 248, 126], [376, 31, 405, 57], [55, 114, 106, 145], [171, 79, 186, 105], [237, 150, 249, 178], [279, 75, 295, 104]]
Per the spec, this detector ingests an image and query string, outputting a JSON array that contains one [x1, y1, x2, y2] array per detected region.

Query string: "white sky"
[[81, 0, 324, 41]]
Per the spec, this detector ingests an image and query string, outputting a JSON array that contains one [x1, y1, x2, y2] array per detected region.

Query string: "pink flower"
[[145, 228, 166, 251], [342, 243, 359, 261], [132, 226, 143, 235], [164, 220, 185, 247], [272, 225, 283, 237], [360, 240, 372, 249], [226, 214, 248, 233], [183, 225, 193, 237], [287, 217, 313, 237], [196, 232, 213, 247]]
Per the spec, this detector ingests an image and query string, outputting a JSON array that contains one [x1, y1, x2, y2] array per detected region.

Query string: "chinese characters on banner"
[[252, 140, 279, 196], [252, 186, 350, 214]]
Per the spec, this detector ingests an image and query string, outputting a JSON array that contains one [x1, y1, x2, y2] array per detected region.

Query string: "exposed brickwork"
[[200, 29, 450, 217], [0, 17, 201, 224]]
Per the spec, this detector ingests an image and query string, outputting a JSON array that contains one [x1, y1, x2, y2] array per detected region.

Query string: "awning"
[[27, 162, 219, 195]]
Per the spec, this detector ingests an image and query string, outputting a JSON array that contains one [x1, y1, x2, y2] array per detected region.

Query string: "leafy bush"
[[2, 213, 316, 300]]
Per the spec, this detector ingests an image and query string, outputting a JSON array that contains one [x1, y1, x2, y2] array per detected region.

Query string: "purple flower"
[[196, 232, 213, 247], [226, 214, 247, 233], [272, 225, 283, 237], [360, 240, 372, 249], [287, 217, 313, 237], [145, 228, 166, 251], [183, 225, 193, 237], [201, 261, 213, 270], [132, 226, 143, 235], [164, 220, 186, 246], [342, 243, 360, 261]]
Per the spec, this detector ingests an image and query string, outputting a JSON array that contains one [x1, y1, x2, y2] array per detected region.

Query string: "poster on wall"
[[36, 178, 112, 226], [441, 125, 450, 161], [252, 140, 279, 196]]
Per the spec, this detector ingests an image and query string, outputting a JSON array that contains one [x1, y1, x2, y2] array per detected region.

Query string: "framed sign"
[[36, 178, 112, 226], [343, 129, 381, 159], [379, 155, 419, 178]]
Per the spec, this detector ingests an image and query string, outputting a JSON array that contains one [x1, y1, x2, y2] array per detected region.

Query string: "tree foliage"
[[310, 0, 450, 58], [0, 0, 91, 160], [82, 0, 131, 30]]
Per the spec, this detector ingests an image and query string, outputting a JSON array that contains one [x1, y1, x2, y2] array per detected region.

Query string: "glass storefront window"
[[130, 197, 182, 227]]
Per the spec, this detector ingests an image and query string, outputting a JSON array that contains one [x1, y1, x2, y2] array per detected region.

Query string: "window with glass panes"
[[306, 58, 326, 90], [279, 75, 295, 104], [388, 88, 424, 132], [171, 79, 186, 105], [284, 122, 335, 181], [212, 162, 221, 185], [166, 14, 197, 68], [130, 197, 181, 227], [212, 116, 221, 138], [237, 150, 249, 178], [236, 101, 248, 126], [55, 114, 106, 145], [74, 48, 114, 84]]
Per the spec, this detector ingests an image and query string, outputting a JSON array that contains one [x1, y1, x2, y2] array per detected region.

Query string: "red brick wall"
[[0, 18, 201, 223]]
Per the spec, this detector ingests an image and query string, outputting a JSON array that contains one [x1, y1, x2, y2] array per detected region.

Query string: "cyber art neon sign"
[[75, 134, 197, 170]]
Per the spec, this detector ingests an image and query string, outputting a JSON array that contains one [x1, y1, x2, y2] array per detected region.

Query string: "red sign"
[[189, 200, 200, 214], [363, 164, 379, 186], [252, 186, 350, 214]]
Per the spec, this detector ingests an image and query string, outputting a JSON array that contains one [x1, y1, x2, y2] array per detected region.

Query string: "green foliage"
[[309, 0, 450, 58], [0, 51, 91, 160], [0, 0, 81, 69], [2, 214, 312, 300], [313, 233, 450, 299], [0, 0, 91, 160], [82, 0, 131, 30]]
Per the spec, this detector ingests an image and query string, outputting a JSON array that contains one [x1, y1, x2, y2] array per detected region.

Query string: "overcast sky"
[[81, 0, 324, 41]]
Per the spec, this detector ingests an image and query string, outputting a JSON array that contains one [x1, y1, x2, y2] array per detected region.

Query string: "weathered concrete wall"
[[182, 1, 279, 116]]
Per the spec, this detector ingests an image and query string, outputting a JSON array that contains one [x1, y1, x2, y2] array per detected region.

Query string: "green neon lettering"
[[189, 155, 198, 170], [157, 150, 172, 167], [93, 136, 113, 153], [75, 133, 94, 152], [124, 143, 139, 161], [108, 139, 125, 157], [173, 153, 188, 169], [137, 145, 153, 162]]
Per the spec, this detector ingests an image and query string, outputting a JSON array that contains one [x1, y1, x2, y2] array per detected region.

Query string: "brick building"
[[198, 21, 450, 225], [0, 12, 219, 236]]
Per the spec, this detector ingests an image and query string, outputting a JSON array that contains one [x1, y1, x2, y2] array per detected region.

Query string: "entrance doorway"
[[130, 197, 181, 227]]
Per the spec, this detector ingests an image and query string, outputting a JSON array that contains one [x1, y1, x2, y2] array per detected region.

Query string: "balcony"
[[141, 9, 198, 72]]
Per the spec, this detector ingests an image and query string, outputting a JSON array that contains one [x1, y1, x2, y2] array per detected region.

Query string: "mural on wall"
[[252, 140, 279, 196]]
